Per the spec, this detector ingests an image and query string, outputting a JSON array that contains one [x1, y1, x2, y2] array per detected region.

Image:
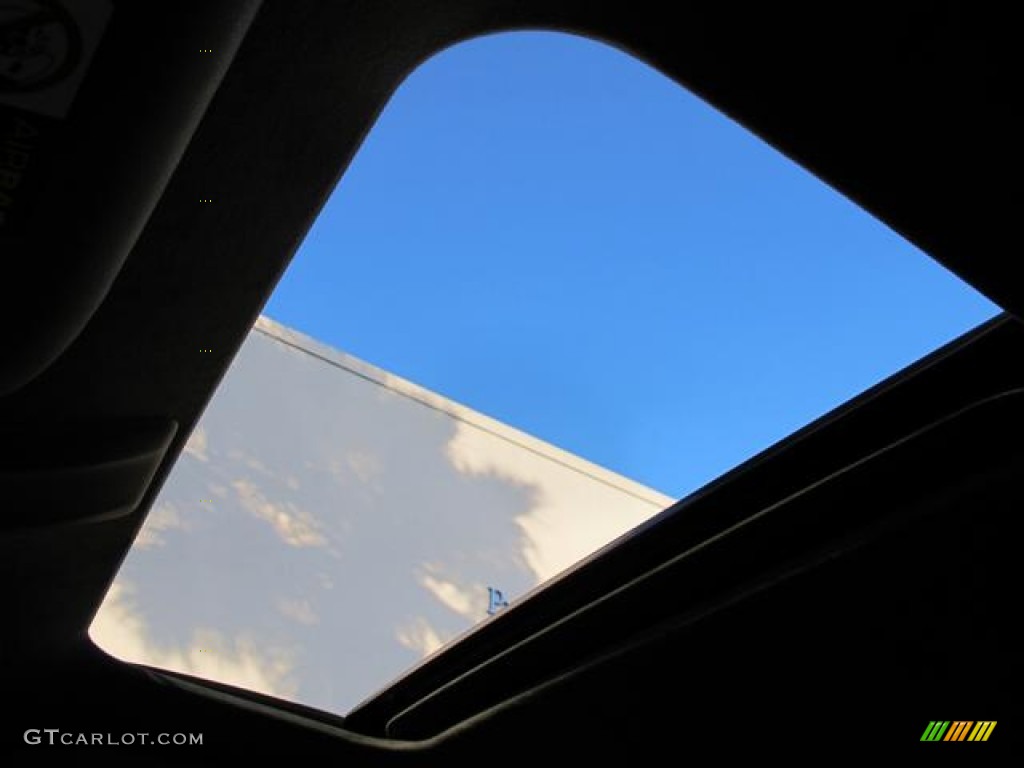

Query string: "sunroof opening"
[[90, 31, 999, 717]]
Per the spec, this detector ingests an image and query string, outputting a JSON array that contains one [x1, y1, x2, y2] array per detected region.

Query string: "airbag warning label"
[[0, 0, 112, 119]]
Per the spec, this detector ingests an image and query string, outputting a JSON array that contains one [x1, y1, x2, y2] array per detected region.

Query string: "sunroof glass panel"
[[90, 31, 999, 717]]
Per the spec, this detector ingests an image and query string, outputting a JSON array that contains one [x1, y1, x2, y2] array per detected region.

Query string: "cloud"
[[419, 572, 486, 620], [232, 478, 327, 548], [90, 581, 296, 699], [396, 618, 445, 659], [133, 501, 189, 550], [322, 450, 384, 488], [226, 449, 272, 476], [345, 449, 383, 485], [183, 427, 209, 462], [446, 422, 670, 583], [276, 597, 319, 626]]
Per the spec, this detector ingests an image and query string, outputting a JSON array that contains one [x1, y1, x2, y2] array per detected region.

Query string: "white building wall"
[[91, 316, 672, 714]]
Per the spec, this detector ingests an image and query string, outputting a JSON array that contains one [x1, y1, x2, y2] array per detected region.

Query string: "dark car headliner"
[[1, 0, 1020, 757]]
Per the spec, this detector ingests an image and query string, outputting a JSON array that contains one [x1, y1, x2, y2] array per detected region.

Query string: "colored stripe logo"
[[920, 721, 996, 742]]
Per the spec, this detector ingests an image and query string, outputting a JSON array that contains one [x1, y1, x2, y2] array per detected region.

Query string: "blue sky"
[[264, 31, 999, 499]]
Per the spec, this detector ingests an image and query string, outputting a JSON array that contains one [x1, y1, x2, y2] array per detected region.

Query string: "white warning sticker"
[[0, 0, 112, 119]]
